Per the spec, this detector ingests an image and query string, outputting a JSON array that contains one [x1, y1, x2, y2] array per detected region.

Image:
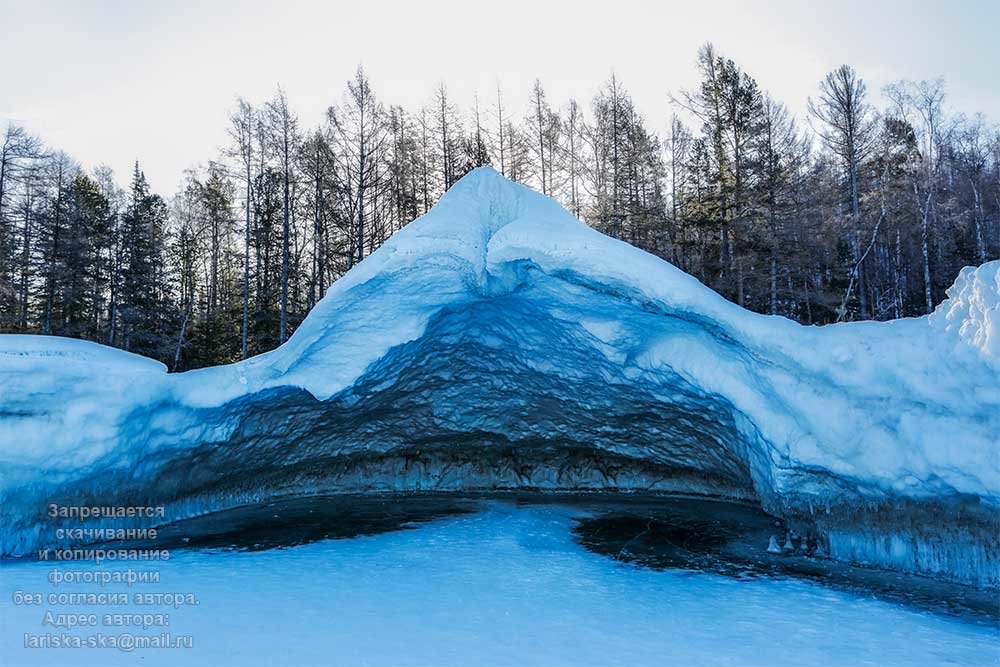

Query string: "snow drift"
[[1, 167, 997, 585]]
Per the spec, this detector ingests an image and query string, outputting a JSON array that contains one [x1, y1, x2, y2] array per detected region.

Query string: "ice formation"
[[1, 167, 997, 585]]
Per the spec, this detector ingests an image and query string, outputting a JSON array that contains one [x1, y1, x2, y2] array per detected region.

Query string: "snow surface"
[[1, 167, 998, 584], [1, 504, 996, 667]]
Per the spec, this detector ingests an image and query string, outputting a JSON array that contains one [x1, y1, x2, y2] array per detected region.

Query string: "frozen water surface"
[[2, 497, 997, 667]]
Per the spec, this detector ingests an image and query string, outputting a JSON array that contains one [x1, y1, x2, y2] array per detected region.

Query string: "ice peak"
[[422, 166, 580, 242], [443, 166, 518, 200]]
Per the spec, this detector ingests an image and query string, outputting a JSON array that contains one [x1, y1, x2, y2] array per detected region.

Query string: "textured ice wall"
[[0, 168, 997, 585]]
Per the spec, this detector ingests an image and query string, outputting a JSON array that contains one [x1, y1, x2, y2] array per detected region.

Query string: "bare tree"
[[885, 78, 946, 313], [494, 84, 507, 177], [228, 98, 256, 359], [755, 96, 810, 315], [526, 79, 554, 194], [562, 99, 584, 218], [329, 66, 390, 268], [265, 88, 298, 343], [664, 115, 692, 269], [954, 114, 994, 264], [428, 82, 466, 193], [809, 65, 878, 317]]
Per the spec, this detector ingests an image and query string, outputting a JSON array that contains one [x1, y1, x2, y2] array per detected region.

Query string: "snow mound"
[[930, 262, 1000, 365], [1, 167, 998, 585]]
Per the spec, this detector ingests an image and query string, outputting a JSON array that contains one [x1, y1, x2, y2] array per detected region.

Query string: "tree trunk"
[[769, 247, 777, 315], [920, 189, 933, 314], [172, 307, 190, 372], [970, 179, 986, 264], [44, 164, 64, 335], [242, 161, 251, 360], [280, 125, 290, 344], [19, 182, 32, 329], [850, 160, 868, 319]]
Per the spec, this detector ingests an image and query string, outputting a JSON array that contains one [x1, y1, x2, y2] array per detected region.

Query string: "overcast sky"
[[2, 0, 998, 194]]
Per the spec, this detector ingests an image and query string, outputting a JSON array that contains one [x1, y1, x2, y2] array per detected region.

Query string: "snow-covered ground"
[[1, 167, 998, 585], [1, 504, 996, 667]]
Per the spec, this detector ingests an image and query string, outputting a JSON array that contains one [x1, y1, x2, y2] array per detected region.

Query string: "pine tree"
[[119, 163, 173, 358], [1, 125, 42, 326]]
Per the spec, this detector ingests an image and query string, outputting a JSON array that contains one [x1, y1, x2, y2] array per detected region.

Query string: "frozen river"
[[2, 495, 997, 666]]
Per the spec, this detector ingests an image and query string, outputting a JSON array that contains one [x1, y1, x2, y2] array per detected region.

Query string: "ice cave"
[[1, 166, 998, 588]]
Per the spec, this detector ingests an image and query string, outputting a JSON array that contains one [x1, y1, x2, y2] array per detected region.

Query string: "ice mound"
[[1, 167, 997, 585]]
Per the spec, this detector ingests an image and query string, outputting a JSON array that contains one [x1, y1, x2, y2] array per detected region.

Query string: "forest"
[[1, 44, 997, 370]]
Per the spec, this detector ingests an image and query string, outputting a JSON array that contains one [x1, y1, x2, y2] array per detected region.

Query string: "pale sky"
[[2, 0, 998, 194]]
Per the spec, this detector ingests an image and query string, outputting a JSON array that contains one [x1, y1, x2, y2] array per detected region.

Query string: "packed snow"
[[0, 167, 997, 585]]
